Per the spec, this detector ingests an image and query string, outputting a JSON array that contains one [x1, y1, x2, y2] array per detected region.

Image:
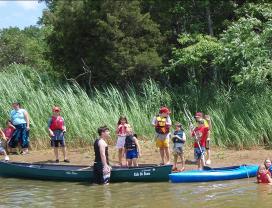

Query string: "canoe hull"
[[169, 165, 258, 183], [0, 161, 172, 183]]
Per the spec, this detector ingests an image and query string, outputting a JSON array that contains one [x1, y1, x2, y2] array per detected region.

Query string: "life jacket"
[[155, 116, 170, 134], [172, 130, 184, 144], [94, 138, 109, 164], [257, 170, 271, 183], [117, 124, 127, 136], [124, 135, 137, 150], [49, 116, 64, 131]]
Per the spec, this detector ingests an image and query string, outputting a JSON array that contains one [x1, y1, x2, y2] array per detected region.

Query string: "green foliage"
[[165, 34, 221, 85], [41, 0, 163, 86], [0, 26, 52, 72], [215, 3, 272, 87]]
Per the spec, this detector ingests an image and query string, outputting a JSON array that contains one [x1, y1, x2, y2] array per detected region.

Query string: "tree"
[[41, 0, 163, 87], [0, 26, 51, 72]]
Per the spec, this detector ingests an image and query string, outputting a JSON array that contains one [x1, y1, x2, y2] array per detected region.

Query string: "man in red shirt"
[[191, 119, 209, 170]]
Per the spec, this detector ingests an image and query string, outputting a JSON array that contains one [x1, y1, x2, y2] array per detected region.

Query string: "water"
[[0, 177, 272, 208]]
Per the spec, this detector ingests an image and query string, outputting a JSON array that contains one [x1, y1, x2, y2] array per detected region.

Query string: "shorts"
[[51, 140, 65, 148], [206, 139, 210, 150], [126, 149, 138, 159], [156, 138, 169, 148], [51, 130, 65, 140], [173, 146, 184, 156], [116, 136, 126, 149], [194, 147, 206, 160], [93, 162, 111, 184], [9, 123, 29, 149]]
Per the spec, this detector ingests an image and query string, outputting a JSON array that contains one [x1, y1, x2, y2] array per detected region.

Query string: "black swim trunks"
[[93, 162, 110, 184]]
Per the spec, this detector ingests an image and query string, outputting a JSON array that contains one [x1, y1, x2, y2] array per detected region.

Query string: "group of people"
[[257, 159, 272, 184], [0, 102, 69, 163], [0, 102, 31, 161], [2, 103, 272, 185], [151, 106, 212, 171], [93, 106, 213, 184]]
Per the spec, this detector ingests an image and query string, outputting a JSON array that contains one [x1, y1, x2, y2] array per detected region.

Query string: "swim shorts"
[[93, 162, 111, 184], [194, 147, 206, 160], [126, 149, 138, 159]]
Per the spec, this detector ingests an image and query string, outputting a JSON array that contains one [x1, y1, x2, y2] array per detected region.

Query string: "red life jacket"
[[257, 170, 271, 183], [155, 116, 170, 134], [117, 124, 127, 136], [49, 116, 64, 131]]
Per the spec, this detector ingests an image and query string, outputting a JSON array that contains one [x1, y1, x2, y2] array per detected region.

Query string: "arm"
[[182, 133, 186, 142], [0, 129, 6, 141], [62, 119, 66, 132], [151, 116, 157, 127], [8, 122, 16, 130], [48, 118, 54, 136], [99, 140, 111, 173], [166, 116, 172, 126], [24, 110, 30, 130], [134, 138, 141, 157], [267, 173, 272, 183]]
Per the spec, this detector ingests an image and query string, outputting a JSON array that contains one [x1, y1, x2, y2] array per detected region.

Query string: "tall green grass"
[[1, 64, 272, 149]]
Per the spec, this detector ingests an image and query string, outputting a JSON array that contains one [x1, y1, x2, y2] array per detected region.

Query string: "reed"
[[1, 64, 272, 149]]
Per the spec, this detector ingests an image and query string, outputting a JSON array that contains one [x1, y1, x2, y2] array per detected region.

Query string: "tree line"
[[0, 0, 271, 89]]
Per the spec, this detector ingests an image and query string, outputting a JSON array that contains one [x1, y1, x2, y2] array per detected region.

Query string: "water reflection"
[[0, 178, 272, 208]]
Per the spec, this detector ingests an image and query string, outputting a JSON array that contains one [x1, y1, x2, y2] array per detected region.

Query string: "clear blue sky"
[[0, 0, 47, 29]]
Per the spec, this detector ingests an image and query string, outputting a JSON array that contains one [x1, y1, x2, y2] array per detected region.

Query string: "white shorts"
[[116, 136, 126, 149]]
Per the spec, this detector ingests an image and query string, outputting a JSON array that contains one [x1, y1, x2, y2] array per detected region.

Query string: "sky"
[[0, 0, 47, 29]]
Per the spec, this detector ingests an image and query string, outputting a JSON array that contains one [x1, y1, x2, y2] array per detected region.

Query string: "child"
[[48, 106, 69, 163], [3, 120, 16, 153], [116, 116, 130, 166], [264, 159, 272, 174], [152, 107, 172, 165], [257, 164, 272, 184], [124, 127, 141, 167], [191, 119, 209, 170], [0, 128, 10, 161], [172, 122, 186, 171], [194, 112, 212, 165]]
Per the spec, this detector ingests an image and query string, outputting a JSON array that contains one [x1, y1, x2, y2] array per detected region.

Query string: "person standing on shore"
[[93, 125, 111, 185], [191, 119, 209, 170], [152, 106, 172, 165], [172, 122, 186, 171], [194, 112, 212, 165], [48, 106, 69, 163], [9, 102, 30, 155], [0, 128, 10, 161], [116, 116, 130, 166]]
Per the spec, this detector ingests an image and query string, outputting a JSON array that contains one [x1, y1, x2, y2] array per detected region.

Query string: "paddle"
[[183, 105, 206, 166]]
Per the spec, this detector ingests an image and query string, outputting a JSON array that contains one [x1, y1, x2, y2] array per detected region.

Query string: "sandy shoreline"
[[4, 141, 272, 169]]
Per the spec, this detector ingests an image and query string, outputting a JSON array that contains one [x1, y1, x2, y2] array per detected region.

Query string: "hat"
[[195, 112, 203, 118], [52, 106, 61, 112], [159, 107, 170, 114]]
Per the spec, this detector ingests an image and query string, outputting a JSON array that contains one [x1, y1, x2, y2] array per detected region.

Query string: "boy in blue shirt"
[[172, 122, 186, 171]]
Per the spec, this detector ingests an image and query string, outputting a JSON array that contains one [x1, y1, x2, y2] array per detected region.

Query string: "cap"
[[195, 112, 203, 118], [159, 107, 170, 114]]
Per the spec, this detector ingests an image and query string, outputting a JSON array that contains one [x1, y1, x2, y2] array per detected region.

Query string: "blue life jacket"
[[172, 130, 184, 144]]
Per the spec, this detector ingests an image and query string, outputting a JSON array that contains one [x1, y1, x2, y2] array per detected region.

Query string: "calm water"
[[0, 177, 272, 208]]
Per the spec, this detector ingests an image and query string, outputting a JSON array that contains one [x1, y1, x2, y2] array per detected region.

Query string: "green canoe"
[[0, 161, 172, 183]]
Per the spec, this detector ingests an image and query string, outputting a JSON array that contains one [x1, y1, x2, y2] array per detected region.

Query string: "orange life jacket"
[[155, 116, 170, 134]]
